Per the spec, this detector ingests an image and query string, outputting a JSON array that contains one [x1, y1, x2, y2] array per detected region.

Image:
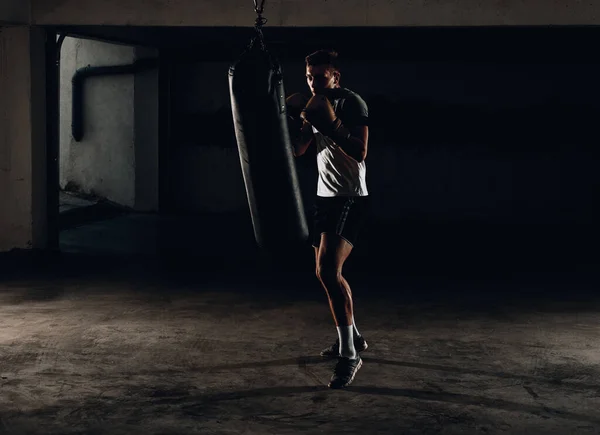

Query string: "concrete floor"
[[0, 210, 599, 434], [59, 191, 98, 214]]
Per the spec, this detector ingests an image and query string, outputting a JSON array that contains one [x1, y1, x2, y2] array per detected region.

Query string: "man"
[[286, 49, 370, 389]]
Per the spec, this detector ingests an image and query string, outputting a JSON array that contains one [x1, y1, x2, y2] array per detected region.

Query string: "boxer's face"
[[306, 64, 340, 96]]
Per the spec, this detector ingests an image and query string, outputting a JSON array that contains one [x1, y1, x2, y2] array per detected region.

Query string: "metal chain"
[[251, 0, 267, 49], [253, 0, 267, 27], [253, 0, 265, 15]]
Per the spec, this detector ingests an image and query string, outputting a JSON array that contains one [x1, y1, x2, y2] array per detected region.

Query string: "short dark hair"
[[305, 49, 340, 72]]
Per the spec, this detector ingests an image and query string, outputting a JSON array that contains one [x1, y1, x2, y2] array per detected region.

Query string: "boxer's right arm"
[[286, 92, 314, 156], [291, 120, 314, 157]]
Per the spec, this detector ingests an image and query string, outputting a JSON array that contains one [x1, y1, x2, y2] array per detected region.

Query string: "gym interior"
[[1, 1, 599, 433]]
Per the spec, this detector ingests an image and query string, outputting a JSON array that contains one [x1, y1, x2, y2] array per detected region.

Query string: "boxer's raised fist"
[[285, 93, 310, 121], [300, 94, 337, 136]]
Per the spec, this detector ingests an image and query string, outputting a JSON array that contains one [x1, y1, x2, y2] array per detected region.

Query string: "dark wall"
[[167, 27, 599, 226]]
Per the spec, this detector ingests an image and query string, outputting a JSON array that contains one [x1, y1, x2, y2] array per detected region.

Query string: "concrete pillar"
[[0, 26, 47, 252]]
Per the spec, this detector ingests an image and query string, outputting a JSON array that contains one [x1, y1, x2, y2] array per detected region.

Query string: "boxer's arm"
[[334, 125, 368, 163], [319, 95, 369, 163], [291, 120, 314, 157], [286, 93, 314, 157]]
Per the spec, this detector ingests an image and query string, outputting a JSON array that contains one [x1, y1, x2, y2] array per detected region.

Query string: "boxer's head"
[[305, 49, 341, 96]]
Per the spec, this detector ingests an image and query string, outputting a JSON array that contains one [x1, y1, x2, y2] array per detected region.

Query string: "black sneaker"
[[328, 355, 363, 389], [320, 335, 368, 358]]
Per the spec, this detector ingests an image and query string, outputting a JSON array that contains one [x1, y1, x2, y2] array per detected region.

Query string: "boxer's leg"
[[316, 233, 363, 388], [316, 197, 368, 358], [315, 244, 364, 357], [316, 233, 356, 356]]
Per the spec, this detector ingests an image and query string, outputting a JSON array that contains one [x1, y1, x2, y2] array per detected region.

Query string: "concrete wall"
[[0, 26, 46, 251], [60, 38, 159, 211], [31, 0, 600, 26], [170, 57, 599, 225], [0, 0, 30, 24], [60, 37, 136, 207]]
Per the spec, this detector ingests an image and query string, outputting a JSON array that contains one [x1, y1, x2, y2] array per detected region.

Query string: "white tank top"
[[313, 127, 369, 197], [312, 88, 369, 197]]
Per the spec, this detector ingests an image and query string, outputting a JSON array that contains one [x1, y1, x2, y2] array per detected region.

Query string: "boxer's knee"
[[317, 260, 348, 299], [316, 256, 339, 283]]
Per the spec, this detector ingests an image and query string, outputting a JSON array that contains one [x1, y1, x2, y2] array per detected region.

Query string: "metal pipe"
[[71, 58, 158, 142]]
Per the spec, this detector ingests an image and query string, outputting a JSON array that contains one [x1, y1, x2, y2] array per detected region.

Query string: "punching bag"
[[228, 31, 309, 251]]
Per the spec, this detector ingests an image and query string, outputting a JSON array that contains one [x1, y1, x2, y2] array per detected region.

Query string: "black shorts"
[[311, 195, 370, 248]]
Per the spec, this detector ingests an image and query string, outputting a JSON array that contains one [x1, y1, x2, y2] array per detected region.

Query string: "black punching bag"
[[229, 33, 309, 251]]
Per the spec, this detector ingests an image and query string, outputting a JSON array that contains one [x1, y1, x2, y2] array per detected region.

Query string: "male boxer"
[[286, 49, 370, 389]]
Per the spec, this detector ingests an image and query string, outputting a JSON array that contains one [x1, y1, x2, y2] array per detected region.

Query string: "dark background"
[[49, 25, 600, 282]]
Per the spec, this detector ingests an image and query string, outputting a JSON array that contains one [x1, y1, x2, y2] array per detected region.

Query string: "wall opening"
[[57, 35, 160, 256]]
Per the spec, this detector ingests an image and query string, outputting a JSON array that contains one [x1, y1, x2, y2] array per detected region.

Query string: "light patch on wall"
[[0, 32, 10, 172]]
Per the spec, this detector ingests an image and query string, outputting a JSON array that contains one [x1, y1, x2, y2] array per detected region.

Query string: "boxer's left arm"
[[333, 95, 369, 162], [302, 94, 369, 162], [333, 124, 368, 163]]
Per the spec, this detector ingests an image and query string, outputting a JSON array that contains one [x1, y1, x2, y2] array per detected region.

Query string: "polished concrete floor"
[[0, 208, 599, 434]]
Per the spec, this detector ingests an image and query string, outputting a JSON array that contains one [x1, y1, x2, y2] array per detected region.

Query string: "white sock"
[[352, 315, 361, 338], [337, 325, 357, 359]]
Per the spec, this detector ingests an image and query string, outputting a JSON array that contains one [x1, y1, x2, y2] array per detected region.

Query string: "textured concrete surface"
[[0, 257, 599, 434], [0, 0, 29, 24], [0, 26, 47, 252], [31, 0, 600, 26], [59, 191, 97, 214], [59, 37, 136, 208], [0, 213, 599, 434]]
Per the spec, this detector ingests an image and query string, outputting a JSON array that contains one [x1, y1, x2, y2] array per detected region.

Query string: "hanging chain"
[[254, 0, 267, 27], [254, 0, 265, 15], [252, 0, 267, 49]]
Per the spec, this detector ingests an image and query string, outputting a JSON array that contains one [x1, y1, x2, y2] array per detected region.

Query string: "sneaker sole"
[[328, 358, 363, 389]]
